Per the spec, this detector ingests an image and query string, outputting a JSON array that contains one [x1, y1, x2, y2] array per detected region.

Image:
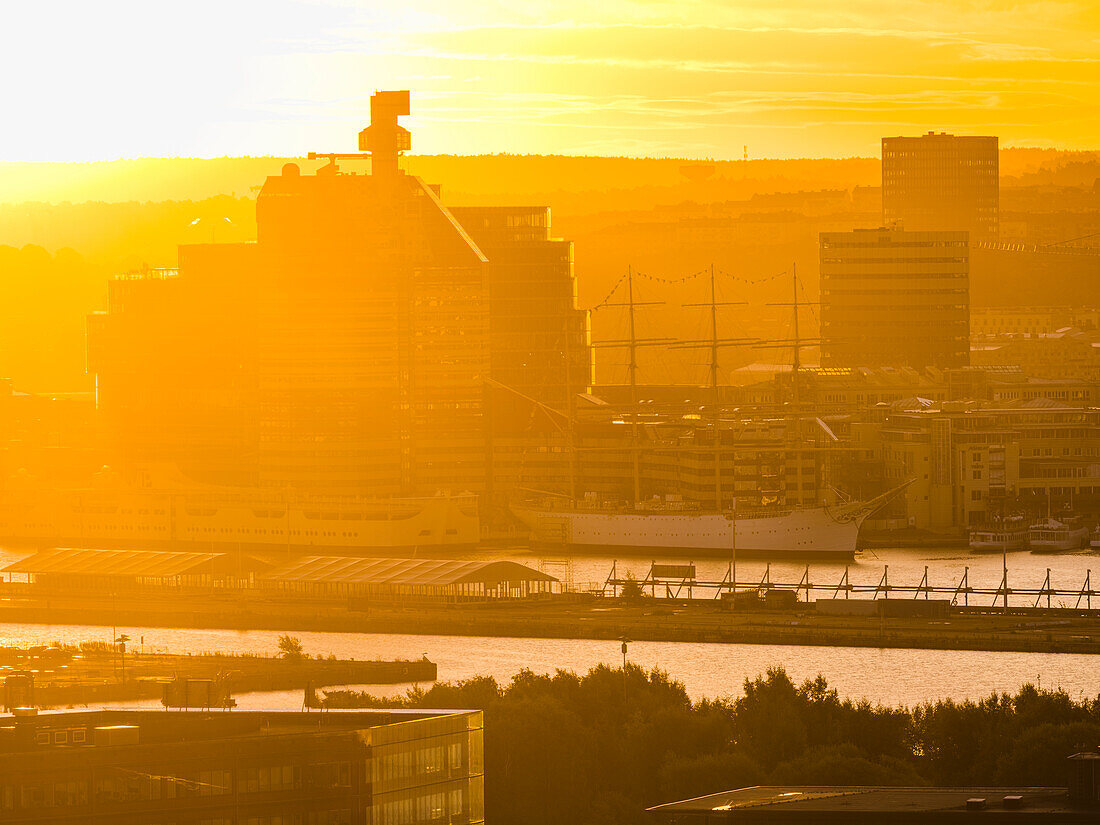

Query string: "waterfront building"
[[971, 305, 1100, 336], [855, 399, 1100, 531], [820, 227, 970, 369], [0, 707, 484, 824], [882, 131, 999, 240], [84, 93, 597, 515], [504, 408, 831, 513], [744, 365, 1099, 409]]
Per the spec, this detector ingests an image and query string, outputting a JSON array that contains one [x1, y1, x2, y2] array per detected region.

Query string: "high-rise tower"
[[89, 92, 490, 495], [882, 132, 998, 241], [820, 227, 970, 369]]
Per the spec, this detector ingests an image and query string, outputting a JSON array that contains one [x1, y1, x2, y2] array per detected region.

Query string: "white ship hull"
[[512, 505, 866, 560], [0, 488, 480, 554]]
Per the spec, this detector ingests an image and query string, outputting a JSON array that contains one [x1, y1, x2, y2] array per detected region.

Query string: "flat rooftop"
[[647, 785, 1092, 822], [0, 708, 478, 750]]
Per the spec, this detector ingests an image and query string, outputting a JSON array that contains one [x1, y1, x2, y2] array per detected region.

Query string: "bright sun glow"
[[2, 0, 1099, 160]]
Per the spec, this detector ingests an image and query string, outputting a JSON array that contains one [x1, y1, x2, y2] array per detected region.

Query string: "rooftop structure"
[[648, 784, 1092, 822], [1, 547, 271, 592], [4, 547, 221, 578], [0, 707, 484, 824], [263, 556, 558, 600], [2, 549, 556, 602], [971, 327, 1100, 382]]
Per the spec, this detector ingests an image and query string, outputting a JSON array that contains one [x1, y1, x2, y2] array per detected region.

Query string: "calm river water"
[[0, 545, 1097, 708]]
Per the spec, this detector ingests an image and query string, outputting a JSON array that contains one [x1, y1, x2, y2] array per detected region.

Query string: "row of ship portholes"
[[183, 527, 362, 539]]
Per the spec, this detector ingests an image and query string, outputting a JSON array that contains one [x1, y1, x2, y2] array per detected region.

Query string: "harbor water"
[[0, 545, 1096, 708]]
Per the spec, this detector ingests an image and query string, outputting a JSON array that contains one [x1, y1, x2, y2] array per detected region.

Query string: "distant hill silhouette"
[[1, 149, 1096, 207]]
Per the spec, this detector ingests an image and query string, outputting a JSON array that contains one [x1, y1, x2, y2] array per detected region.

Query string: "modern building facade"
[[882, 131, 999, 241], [85, 94, 595, 511], [449, 206, 592, 412], [820, 227, 970, 369], [852, 398, 1100, 530], [0, 707, 484, 824], [88, 92, 490, 497]]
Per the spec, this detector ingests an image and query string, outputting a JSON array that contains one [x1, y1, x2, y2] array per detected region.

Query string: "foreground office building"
[[0, 707, 484, 824], [882, 131, 999, 241], [820, 227, 970, 369]]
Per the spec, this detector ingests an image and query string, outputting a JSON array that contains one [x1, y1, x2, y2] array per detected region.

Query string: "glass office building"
[[0, 707, 484, 824]]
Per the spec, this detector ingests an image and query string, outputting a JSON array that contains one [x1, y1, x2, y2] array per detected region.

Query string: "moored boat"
[[1028, 515, 1090, 553], [969, 516, 1029, 554]]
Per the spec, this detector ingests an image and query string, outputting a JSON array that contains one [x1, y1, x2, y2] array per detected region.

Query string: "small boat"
[[1029, 515, 1090, 553], [969, 516, 1029, 554]]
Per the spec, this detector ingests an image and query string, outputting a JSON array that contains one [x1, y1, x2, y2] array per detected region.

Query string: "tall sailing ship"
[[512, 486, 907, 560], [510, 265, 908, 560]]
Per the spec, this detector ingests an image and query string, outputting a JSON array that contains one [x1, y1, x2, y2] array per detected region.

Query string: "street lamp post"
[[619, 637, 631, 706]]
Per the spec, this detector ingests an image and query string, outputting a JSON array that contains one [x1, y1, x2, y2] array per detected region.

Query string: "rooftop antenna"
[[307, 90, 411, 177]]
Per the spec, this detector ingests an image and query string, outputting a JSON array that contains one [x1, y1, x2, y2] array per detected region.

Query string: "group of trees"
[[323, 666, 1100, 825]]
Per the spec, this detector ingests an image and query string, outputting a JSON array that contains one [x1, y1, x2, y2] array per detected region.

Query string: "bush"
[[276, 634, 304, 660]]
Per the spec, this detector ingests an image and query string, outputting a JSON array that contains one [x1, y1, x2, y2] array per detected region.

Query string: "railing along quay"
[[600, 561, 1098, 611]]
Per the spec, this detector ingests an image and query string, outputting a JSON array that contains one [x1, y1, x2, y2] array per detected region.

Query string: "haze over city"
[[0, 2, 1099, 823], [4, 0, 1100, 160]]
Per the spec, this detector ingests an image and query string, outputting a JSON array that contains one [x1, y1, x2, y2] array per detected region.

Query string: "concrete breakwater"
[[0, 646, 436, 707]]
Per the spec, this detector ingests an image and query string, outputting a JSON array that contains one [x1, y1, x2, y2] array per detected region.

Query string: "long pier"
[[601, 561, 1098, 611]]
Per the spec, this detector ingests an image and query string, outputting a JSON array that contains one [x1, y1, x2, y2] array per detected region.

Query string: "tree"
[[276, 634, 304, 660], [620, 572, 645, 599]]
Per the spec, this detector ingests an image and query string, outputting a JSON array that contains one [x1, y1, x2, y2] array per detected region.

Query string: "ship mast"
[[791, 263, 801, 407], [757, 263, 820, 409], [592, 266, 673, 503], [564, 313, 577, 505], [676, 266, 752, 511], [753, 263, 823, 508]]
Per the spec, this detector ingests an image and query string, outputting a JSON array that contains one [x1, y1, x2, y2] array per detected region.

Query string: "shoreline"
[[0, 592, 1097, 655]]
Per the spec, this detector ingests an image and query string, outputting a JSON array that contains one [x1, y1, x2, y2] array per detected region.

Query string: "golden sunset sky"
[[4, 0, 1098, 160]]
